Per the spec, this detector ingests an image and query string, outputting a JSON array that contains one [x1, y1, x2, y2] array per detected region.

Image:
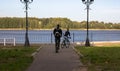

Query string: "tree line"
[[0, 17, 120, 29]]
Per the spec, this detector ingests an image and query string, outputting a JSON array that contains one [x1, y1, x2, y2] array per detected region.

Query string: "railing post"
[[51, 33, 53, 43], [4, 38, 6, 46], [14, 38, 16, 46], [73, 33, 74, 43]]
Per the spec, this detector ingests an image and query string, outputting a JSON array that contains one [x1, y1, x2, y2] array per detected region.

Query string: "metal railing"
[[0, 38, 15, 46], [0, 31, 120, 44]]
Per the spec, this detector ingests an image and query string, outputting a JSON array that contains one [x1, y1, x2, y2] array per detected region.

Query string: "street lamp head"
[[82, 0, 85, 2], [90, 0, 94, 2], [24, 0, 27, 2], [82, 0, 94, 4], [20, 0, 33, 3], [29, 0, 33, 3], [82, 0, 86, 3]]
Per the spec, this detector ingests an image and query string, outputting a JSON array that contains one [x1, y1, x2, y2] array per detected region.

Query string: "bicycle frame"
[[61, 36, 70, 48]]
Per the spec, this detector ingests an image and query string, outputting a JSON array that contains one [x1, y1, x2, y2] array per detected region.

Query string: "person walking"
[[53, 24, 62, 53], [61, 28, 71, 48]]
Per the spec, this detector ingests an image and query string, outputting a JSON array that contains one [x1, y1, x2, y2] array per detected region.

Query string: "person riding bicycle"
[[62, 28, 71, 48], [53, 24, 62, 53], [64, 28, 70, 38]]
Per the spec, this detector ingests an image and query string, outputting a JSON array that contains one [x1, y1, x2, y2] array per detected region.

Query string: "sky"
[[0, 0, 120, 23]]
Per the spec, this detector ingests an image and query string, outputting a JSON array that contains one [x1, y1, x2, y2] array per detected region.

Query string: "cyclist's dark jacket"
[[53, 28, 62, 38], [64, 31, 70, 37]]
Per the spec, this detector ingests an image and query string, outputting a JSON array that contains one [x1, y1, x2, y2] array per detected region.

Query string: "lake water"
[[0, 30, 120, 44]]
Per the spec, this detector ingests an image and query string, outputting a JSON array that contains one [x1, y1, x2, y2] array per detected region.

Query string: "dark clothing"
[[64, 31, 70, 37], [53, 28, 62, 53], [53, 28, 62, 38], [55, 38, 60, 51]]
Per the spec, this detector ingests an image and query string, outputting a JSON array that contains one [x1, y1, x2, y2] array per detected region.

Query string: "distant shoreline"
[[0, 28, 120, 31]]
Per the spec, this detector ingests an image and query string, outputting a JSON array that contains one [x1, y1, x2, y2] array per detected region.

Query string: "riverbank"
[[93, 41, 120, 46], [75, 41, 120, 46]]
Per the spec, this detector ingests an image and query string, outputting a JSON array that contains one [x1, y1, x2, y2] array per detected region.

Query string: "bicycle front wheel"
[[66, 41, 70, 48]]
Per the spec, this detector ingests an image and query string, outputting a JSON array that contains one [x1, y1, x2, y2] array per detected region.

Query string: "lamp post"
[[82, 0, 94, 46], [20, 0, 33, 47]]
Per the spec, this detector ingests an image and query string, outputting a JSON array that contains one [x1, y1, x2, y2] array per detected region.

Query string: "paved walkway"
[[26, 44, 86, 71]]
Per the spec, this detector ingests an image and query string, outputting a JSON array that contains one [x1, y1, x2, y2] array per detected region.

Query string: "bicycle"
[[61, 36, 70, 48]]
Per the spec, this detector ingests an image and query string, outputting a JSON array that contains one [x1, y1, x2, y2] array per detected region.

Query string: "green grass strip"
[[75, 46, 120, 71], [0, 46, 38, 71]]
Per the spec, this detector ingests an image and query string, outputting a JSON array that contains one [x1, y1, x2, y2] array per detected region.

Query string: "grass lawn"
[[0, 46, 39, 71], [75, 46, 120, 71]]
